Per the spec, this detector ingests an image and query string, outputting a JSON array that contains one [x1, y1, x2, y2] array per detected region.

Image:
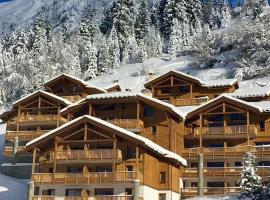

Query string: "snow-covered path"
[[0, 173, 28, 200]]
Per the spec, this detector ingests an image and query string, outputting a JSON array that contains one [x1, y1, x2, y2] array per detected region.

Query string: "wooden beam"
[[136, 145, 139, 179], [247, 111, 250, 145], [190, 85, 193, 99], [31, 148, 37, 181], [136, 101, 140, 120], [59, 139, 113, 144], [89, 104, 92, 115], [84, 123, 88, 141], [112, 134, 116, 174], [199, 114, 202, 148], [53, 141, 57, 183]]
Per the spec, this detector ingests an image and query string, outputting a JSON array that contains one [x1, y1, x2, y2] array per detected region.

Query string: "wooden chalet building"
[[44, 74, 106, 103], [26, 115, 187, 200], [0, 90, 71, 178], [60, 92, 185, 155], [180, 95, 270, 198], [144, 70, 238, 107]]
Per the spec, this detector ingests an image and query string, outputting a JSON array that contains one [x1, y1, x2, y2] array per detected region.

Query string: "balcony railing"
[[5, 130, 48, 141], [61, 95, 82, 103], [181, 187, 241, 198], [3, 146, 27, 156], [32, 196, 134, 200], [32, 171, 143, 184], [171, 97, 209, 106], [39, 149, 122, 162], [182, 146, 270, 159], [106, 119, 143, 130], [17, 115, 67, 124], [182, 167, 270, 178], [191, 125, 258, 138]]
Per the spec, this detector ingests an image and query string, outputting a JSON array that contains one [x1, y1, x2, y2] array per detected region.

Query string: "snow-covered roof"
[[61, 91, 185, 119], [104, 83, 122, 91], [44, 73, 107, 93], [249, 101, 270, 113], [26, 115, 187, 166], [176, 106, 199, 117], [187, 94, 264, 117], [12, 90, 72, 107], [144, 70, 238, 88], [230, 86, 270, 99]]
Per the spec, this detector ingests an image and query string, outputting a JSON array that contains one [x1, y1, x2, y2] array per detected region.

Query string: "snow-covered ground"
[[0, 174, 28, 200], [186, 194, 239, 200], [87, 55, 234, 91]]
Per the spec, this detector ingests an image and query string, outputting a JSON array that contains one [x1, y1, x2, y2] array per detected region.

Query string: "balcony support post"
[[199, 114, 202, 148], [53, 141, 57, 183], [190, 84, 193, 99], [198, 153, 204, 197], [31, 148, 37, 181], [113, 134, 116, 174], [247, 111, 250, 145], [136, 145, 139, 179], [12, 136, 19, 165], [133, 179, 140, 200], [27, 181, 34, 200]]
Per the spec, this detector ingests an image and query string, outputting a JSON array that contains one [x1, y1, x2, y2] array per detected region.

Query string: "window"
[[207, 143, 224, 148], [121, 104, 127, 110], [151, 126, 157, 135], [259, 161, 270, 166], [95, 188, 113, 195], [191, 182, 198, 187], [67, 167, 83, 173], [144, 106, 153, 117], [207, 162, 224, 167], [255, 142, 270, 146], [207, 182, 225, 187], [179, 86, 190, 93], [125, 188, 133, 195], [42, 189, 55, 196], [96, 166, 112, 172], [160, 88, 171, 94], [191, 163, 198, 168], [160, 171, 166, 183], [230, 114, 245, 121], [159, 193, 166, 200], [65, 189, 82, 197], [235, 162, 242, 167], [259, 121, 265, 131], [127, 147, 136, 159]]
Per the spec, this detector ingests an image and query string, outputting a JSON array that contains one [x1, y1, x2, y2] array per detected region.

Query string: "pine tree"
[[239, 152, 263, 200], [97, 40, 110, 74], [32, 17, 47, 52], [107, 25, 120, 69], [219, 0, 232, 28], [135, 0, 150, 63], [188, 0, 203, 35], [168, 18, 178, 60]]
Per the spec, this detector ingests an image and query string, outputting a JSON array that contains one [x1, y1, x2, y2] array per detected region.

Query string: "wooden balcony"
[[61, 95, 82, 103], [17, 114, 67, 124], [181, 187, 241, 198], [4, 146, 27, 156], [32, 196, 134, 200], [106, 119, 143, 131], [171, 97, 208, 106], [39, 149, 122, 163], [182, 167, 270, 178], [191, 125, 258, 139], [32, 171, 143, 184], [182, 146, 270, 159], [5, 130, 47, 141]]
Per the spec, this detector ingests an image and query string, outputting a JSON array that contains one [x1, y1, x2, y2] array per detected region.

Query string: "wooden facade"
[[0, 91, 70, 175], [44, 74, 106, 103], [60, 93, 184, 155], [181, 95, 270, 198], [144, 70, 238, 106], [26, 116, 184, 200]]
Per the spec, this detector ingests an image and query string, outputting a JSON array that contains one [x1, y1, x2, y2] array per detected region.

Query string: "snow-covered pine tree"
[[168, 18, 178, 60], [80, 40, 98, 80], [239, 152, 263, 200], [187, 0, 203, 35], [31, 17, 47, 52], [107, 24, 120, 69], [135, 0, 150, 63], [97, 40, 110, 74], [219, 0, 232, 28]]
